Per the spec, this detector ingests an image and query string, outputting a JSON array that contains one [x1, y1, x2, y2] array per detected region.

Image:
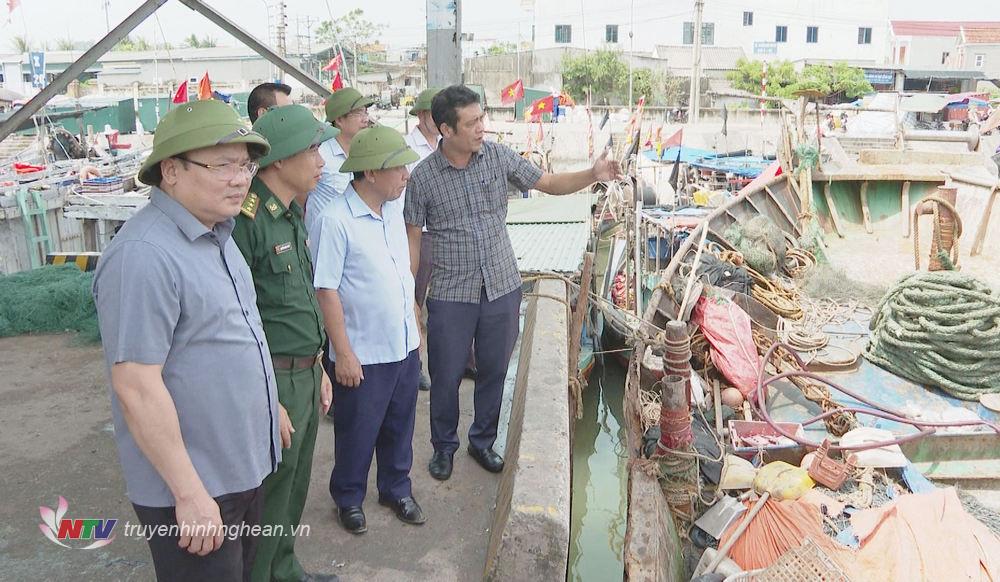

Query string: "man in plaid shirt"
[[403, 85, 621, 480]]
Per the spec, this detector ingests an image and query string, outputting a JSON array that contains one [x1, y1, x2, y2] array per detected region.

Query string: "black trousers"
[[132, 486, 263, 582]]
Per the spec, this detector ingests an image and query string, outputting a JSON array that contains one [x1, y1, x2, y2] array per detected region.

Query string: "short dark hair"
[[431, 85, 480, 134], [353, 171, 366, 181], [247, 82, 291, 122]]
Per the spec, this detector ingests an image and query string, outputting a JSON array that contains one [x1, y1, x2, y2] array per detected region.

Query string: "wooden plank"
[[971, 186, 998, 257], [763, 185, 802, 236], [860, 180, 873, 234], [750, 189, 798, 236], [902, 181, 912, 238], [823, 181, 845, 238]]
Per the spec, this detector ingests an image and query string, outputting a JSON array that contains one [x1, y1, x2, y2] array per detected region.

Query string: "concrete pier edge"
[[484, 278, 572, 581]]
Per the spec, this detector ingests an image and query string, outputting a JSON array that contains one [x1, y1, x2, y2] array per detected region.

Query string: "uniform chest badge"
[[274, 242, 293, 255]]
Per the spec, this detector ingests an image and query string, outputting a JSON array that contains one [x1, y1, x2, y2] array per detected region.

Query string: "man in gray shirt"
[[93, 100, 280, 582], [404, 85, 621, 481]]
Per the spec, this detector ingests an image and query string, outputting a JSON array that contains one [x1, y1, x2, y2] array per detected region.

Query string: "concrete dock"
[[0, 278, 574, 580]]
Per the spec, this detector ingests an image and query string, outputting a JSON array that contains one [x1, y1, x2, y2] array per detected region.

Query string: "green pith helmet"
[[339, 125, 419, 173], [324, 87, 375, 122], [409, 87, 441, 116], [138, 100, 270, 186], [252, 104, 339, 169]]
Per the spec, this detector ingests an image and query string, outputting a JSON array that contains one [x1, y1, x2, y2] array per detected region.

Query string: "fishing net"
[[0, 265, 99, 343], [725, 216, 786, 276], [800, 264, 886, 308]]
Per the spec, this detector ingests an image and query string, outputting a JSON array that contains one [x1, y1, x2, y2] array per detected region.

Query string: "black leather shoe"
[[419, 371, 431, 391], [301, 574, 340, 582], [379, 495, 427, 525], [468, 445, 504, 473], [428, 450, 454, 480], [337, 506, 367, 534]]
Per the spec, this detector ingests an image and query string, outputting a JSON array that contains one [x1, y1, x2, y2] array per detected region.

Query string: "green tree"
[[182, 34, 217, 49], [11, 35, 29, 53], [727, 58, 798, 104], [561, 49, 628, 104], [829, 62, 873, 99], [115, 35, 152, 51], [55, 37, 77, 51], [487, 41, 516, 55], [315, 9, 386, 74]]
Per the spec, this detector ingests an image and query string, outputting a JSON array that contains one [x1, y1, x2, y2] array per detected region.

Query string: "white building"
[[889, 20, 1000, 70], [530, 0, 890, 65], [954, 27, 1000, 80]]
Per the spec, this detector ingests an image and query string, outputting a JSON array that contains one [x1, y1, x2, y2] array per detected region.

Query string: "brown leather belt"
[[271, 351, 323, 370]]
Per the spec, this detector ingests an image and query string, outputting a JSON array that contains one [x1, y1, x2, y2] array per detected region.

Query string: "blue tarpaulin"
[[689, 155, 771, 178], [642, 146, 717, 163]]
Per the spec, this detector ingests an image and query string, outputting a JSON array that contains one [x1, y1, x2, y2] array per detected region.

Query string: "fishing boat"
[[615, 93, 1000, 580]]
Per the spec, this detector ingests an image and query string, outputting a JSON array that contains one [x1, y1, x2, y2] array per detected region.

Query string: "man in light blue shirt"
[[304, 87, 373, 237], [311, 126, 424, 535]]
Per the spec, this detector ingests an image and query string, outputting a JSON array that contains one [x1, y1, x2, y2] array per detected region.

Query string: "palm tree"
[[11, 35, 30, 53]]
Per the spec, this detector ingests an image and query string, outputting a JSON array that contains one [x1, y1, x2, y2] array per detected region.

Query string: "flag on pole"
[[500, 79, 524, 105], [598, 109, 610, 130], [586, 108, 595, 162], [322, 54, 343, 72], [331, 72, 344, 92], [172, 80, 189, 104], [643, 127, 653, 148], [663, 128, 683, 150], [528, 95, 554, 120], [668, 146, 682, 191], [197, 73, 213, 100], [7, 0, 19, 20]]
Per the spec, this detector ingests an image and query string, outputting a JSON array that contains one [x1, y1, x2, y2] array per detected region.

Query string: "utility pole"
[[426, 0, 462, 87], [628, 0, 634, 110], [275, 1, 287, 81], [688, 0, 704, 122], [103, 0, 111, 32]]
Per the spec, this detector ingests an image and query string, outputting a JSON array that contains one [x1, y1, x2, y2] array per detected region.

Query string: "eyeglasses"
[[177, 157, 259, 179]]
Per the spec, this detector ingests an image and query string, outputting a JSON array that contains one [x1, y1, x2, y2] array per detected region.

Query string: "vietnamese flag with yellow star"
[[529, 95, 554, 120], [500, 79, 524, 105]]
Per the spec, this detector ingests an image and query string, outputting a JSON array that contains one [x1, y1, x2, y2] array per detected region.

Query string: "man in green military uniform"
[[232, 104, 339, 582]]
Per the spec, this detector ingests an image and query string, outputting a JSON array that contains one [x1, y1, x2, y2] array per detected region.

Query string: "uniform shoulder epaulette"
[[241, 191, 259, 219]]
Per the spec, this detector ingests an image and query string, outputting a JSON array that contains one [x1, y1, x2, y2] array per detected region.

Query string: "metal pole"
[[689, 0, 704, 122], [0, 0, 169, 144], [177, 0, 331, 97]]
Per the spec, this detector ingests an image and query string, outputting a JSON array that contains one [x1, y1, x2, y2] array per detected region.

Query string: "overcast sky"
[[4, 0, 1000, 53]]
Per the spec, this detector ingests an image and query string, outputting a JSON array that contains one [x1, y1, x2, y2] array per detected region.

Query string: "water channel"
[[568, 358, 629, 582]]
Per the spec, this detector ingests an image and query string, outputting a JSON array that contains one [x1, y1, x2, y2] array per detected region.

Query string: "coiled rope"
[[864, 271, 1000, 401]]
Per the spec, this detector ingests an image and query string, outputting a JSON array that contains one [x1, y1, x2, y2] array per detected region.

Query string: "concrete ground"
[[0, 333, 500, 581]]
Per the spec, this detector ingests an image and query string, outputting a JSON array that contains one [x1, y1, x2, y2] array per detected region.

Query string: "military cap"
[[138, 100, 269, 186], [252, 104, 339, 169], [339, 125, 419, 173], [324, 87, 375, 122], [408, 87, 441, 116]]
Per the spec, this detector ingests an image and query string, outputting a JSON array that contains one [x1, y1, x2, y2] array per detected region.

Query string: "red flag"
[[500, 79, 524, 105], [197, 72, 213, 100], [7, 0, 19, 13], [529, 95, 554, 120], [172, 80, 188, 104], [330, 72, 344, 92], [322, 54, 343, 72], [663, 128, 683, 149]]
